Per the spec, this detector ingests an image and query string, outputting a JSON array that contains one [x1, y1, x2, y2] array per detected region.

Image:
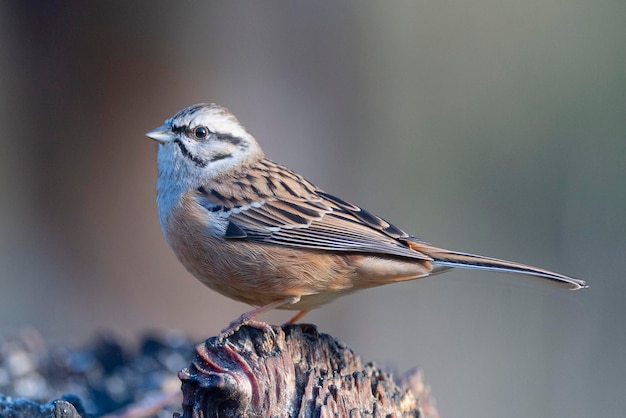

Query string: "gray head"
[[147, 103, 263, 176], [146, 103, 264, 227]]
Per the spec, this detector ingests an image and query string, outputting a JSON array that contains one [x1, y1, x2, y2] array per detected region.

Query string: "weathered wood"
[[178, 324, 438, 418]]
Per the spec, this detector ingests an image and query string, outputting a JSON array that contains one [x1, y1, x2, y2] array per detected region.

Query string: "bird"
[[146, 103, 586, 331]]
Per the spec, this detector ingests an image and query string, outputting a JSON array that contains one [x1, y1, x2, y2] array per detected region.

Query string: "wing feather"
[[195, 159, 432, 261]]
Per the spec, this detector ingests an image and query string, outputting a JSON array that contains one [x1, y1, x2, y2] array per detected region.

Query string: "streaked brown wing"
[[195, 159, 432, 261]]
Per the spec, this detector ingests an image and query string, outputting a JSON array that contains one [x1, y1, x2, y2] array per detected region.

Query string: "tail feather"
[[410, 243, 587, 290]]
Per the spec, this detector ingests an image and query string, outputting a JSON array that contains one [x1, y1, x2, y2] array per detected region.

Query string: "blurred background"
[[1, 1, 625, 417]]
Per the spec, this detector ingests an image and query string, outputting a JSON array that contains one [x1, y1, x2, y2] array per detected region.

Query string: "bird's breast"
[[160, 192, 435, 310], [161, 192, 360, 308]]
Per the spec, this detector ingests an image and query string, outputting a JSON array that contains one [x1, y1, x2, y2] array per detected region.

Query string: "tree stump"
[[178, 324, 438, 418]]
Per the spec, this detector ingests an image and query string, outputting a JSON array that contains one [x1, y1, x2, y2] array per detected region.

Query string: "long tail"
[[408, 242, 587, 290]]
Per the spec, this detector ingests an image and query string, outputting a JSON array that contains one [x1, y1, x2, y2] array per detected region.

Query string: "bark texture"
[[178, 324, 438, 418]]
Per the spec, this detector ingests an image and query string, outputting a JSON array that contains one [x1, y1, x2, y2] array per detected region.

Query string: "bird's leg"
[[284, 309, 311, 325], [218, 296, 301, 343]]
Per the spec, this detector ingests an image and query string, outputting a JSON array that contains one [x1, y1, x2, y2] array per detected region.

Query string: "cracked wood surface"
[[178, 324, 438, 418]]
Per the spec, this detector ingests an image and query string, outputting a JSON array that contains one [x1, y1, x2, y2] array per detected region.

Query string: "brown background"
[[1, 2, 624, 417]]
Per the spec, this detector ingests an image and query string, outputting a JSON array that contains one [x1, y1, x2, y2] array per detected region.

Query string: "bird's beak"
[[146, 124, 174, 143]]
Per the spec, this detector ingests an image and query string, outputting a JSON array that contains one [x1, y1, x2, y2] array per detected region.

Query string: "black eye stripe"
[[171, 125, 244, 147], [172, 124, 213, 139], [171, 125, 186, 135], [185, 126, 212, 139], [216, 133, 242, 145]]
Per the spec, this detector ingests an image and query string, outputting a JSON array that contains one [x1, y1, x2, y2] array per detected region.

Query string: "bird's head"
[[146, 103, 264, 183]]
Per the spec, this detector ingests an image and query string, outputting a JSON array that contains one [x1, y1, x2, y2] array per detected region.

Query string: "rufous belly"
[[163, 195, 432, 310]]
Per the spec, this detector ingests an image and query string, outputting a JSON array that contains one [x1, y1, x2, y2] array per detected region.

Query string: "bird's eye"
[[193, 126, 209, 139]]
